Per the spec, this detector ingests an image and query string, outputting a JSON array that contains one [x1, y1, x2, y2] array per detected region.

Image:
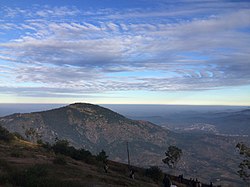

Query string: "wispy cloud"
[[36, 6, 80, 17], [0, 1, 250, 99]]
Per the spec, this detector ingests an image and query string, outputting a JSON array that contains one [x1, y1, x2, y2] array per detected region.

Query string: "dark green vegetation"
[[236, 142, 250, 184], [96, 150, 109, 163], [0, 128, 189, 187], [0, 125, 14, 142], [162, 146, 182, 169], [42, 139, 95, 164], [0, 103, 248, 186]]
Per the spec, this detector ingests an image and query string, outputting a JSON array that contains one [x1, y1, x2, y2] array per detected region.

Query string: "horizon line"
[[0, 103, 249, 107]]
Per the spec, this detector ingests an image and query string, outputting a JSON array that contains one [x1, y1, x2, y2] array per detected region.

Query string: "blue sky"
[[0, 0, 250, 105]]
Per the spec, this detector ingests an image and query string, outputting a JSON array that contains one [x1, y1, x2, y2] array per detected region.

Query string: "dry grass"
[[0, 139, 162, 187]]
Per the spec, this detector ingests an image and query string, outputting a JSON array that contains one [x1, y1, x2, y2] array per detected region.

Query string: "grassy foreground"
[[0, 137, 190, 187]]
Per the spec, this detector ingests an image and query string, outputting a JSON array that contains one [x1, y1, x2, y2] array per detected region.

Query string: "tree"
[[236, 142, 250, 184], [52, 139, 70, 155], [96, 150, 108, 163], [162, 145, 182, 169], [0, 125, 14, 142]]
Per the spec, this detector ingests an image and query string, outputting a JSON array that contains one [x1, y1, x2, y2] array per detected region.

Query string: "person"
[[195, 178, 199, 187], [162, 174, 171, 187], [178, 174, 183, 183], [104, 163, 108, 173], [129, 168, 135, 179]]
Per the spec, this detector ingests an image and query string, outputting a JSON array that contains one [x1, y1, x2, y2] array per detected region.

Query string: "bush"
[[96, 150, 108, 163], [0, 126, 14, 142], [72, 148, 92, 161], [52, 140, 70, 155], [51, 139, 95, 163], [145, 166, 163, 182], [40, 139, 96, 165]]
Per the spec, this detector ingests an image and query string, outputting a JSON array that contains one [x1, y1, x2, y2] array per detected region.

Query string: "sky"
[[0, 0, 250, 105]]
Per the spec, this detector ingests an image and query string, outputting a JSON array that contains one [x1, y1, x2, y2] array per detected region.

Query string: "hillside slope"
[[0, 103, 173, 164], [0, 103, 247, 186], [0, 135, 169, 187]]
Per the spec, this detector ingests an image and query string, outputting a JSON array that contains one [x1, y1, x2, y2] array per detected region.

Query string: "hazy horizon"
[[0, 103, 248, 117]]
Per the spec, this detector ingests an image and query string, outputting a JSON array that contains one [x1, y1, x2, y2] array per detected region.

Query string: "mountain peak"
[[69, 102, 97, 108], [0, 102, 169, 153], [67, 102, 128, 123]]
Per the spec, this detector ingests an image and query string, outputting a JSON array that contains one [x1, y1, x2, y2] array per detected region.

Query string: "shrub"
[[52, 140, 70, 155], [96, 150, 108, 163], [162, 145, 182, 169], [145, 166, 163, 182], [72, 148, 92, 161], [0, 126, 14, 142], [51, 139, 95, 163]]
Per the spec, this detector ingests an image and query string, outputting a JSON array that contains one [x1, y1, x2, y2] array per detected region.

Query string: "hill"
[[0, 127, 203, 187], [132, 108, 250, 136], [0, 103, 247, 186], [0, 103, 173, 164], [0, 127, 170, 187]]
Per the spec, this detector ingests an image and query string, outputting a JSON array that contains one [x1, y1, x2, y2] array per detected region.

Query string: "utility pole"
[[126, 141, 130, 166]]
